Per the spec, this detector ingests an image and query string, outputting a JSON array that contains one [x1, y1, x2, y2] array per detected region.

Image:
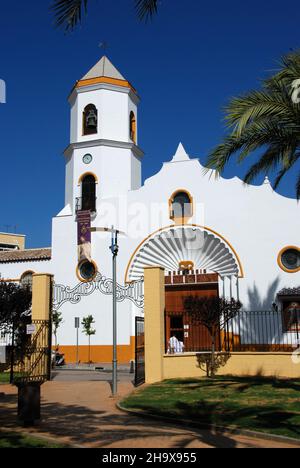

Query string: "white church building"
[[1, 56, 300, 363]]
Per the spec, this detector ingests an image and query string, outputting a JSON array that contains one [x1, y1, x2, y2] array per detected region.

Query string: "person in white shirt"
[[177, 340, 185, 353], [168, 335, 185, 354]]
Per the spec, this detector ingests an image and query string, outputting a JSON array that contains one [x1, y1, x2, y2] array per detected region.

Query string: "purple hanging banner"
[[77, 210, 92, 262]]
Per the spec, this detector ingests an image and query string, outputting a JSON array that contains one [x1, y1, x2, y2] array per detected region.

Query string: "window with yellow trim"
[[129, 111, 136, 143], [278, 247, 300, 273], [170, 191, 192, 220], [77, 260, 97, 282]]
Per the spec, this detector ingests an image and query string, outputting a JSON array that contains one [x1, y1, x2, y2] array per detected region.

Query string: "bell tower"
[[64, 56, 143, 211]]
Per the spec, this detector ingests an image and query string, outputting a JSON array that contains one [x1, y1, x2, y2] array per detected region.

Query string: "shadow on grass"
[[123, 376, 300, 441], [162, 375, 300, 393], [175, 401, 300, 438], [125, 397, 300, 440]]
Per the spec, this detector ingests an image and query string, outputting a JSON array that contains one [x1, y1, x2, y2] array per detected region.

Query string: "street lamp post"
[[90, 226, 124, 396], [110, 228, 119, 396]]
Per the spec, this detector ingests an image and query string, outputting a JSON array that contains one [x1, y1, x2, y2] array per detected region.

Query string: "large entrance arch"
[[126, 225, 243, 283]]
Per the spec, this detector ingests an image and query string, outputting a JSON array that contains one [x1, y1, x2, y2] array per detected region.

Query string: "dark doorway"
[[165, 274, 220, 352], [134, 316, 145, 386]]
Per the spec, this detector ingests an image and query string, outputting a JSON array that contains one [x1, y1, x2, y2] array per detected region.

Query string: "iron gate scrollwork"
[[135, 316, 145, 386], [53, 272, 144, 311]]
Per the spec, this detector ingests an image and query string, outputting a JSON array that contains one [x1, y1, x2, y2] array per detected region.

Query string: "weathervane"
[[99, 41, 109, 53]]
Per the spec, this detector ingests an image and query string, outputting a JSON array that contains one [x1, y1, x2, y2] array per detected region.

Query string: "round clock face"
[[83, 154, 93, 165]]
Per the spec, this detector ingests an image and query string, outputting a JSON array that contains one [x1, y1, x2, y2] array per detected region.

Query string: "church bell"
[[86, 109, 97, 129]]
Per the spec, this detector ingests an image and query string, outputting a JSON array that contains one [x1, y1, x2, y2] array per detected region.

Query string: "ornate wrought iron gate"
[[135, 316, 145, 386], [10, 319, 52, 385]]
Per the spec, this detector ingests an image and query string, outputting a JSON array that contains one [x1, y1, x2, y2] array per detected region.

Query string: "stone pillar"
[[144, 266, 165, 384], [32, 274, 53, 321], [31, 273, 53, 378]]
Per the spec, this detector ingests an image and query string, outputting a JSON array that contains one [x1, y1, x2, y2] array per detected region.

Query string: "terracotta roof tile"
[[277, 287, 300, 297], [0, 248, 51, 263]]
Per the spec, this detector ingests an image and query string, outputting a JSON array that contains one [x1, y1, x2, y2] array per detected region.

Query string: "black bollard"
[[17, 382, 41, 426], [129, 359, 135, 374]]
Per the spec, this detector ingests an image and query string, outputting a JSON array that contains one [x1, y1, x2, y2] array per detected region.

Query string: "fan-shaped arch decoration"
[[126, 225, 243, 282]]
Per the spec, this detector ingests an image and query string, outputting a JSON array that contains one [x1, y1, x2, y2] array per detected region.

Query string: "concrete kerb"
[[116, 402, 300, 448]]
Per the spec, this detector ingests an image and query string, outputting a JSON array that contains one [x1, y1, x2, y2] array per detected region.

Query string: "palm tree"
[[206, 51, 300, 199], [51, 0, 159, 31]]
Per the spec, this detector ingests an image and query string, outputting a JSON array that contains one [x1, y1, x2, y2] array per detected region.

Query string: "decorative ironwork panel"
[[53, 272, 144, 311]]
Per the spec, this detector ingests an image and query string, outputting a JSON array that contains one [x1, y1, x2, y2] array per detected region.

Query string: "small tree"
[[0, 282, 31, 326], [81, 315, 96, 364], [0, 282, 32, 369], [52, 310, 63, 347], [184, 296, 242, 377]]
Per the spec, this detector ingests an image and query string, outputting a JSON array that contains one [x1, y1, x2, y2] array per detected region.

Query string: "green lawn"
[[0, 430, 65, 448], [0, 372, 10, 384], [122, 376, 300, 440]]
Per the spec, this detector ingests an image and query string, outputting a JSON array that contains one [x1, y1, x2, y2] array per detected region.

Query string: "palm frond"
[[134, 0, 159, 22], [275, 51, 300, 84], [243, 146, 286, 185], [224, 90, 293, 136], [51, 0, 160, 31], [206, 119, 297, 174], [207, 51, 300, 196], [51, 0, 88, 31], [236, 120, 298, 163], [273, 152, 300, 190], [205, 135, 247, 175]]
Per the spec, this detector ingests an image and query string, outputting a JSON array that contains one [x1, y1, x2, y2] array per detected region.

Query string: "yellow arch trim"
[[78, 172, 99, 185], [20, 270, 35, 281], [277, 246, 300, 274], [124, 224, 245, 283]]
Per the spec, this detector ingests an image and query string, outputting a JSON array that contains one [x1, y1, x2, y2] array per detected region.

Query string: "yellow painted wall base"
[[161, 353, 300, 381], [58, 337, 135, 364]]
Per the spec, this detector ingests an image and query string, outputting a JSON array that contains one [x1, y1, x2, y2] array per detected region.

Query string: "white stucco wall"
[[0, 259, 52, 281]]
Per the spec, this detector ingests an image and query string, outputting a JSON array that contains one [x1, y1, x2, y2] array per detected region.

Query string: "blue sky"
[[0, 0, 299, 248]]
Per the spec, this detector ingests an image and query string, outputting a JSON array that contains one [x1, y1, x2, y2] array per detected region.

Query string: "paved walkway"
[[0, 370, 298, 448]]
